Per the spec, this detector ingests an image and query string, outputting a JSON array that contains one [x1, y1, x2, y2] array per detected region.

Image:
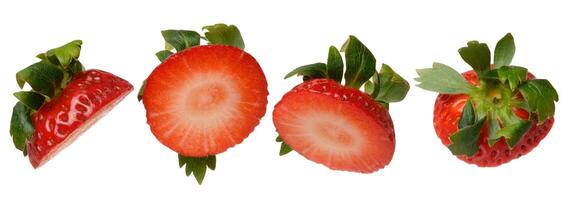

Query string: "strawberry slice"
[[28, 69, 133, 168], [143, 45, 268, 157], [273, 79, 395, 173], [273, 36, 409, 173], [9, 40, 133, 168], [139, 24, 267, 184]]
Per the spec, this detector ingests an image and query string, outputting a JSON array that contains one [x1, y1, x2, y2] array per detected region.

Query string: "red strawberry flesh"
[[27, 69, 133, 168], [273, 79, 395, 173], [143, 45, 268, 157]]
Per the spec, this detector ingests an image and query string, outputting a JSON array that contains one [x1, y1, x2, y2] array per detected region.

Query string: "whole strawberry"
[[415, 33, 558, 167], [10, 40, 133, 168], [273, 36, 410, 173], [138, 24, 268, 184]]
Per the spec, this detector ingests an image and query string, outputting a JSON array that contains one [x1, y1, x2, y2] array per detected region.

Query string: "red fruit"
[[143, 45, 268, 157], [434, 70, 554, 167], [27, 69, 133, 168], [273, 79, 395, 173]]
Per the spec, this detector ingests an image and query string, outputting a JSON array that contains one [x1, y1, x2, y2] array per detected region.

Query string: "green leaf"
[[203, 24, 245, 49], [326, 46, 344, 83], [67, 60, 85, 77], [178, 154, 187, 168], [372, 64, 410, 103], [13, 91, 45, 110], [367, 73, 381, 97], [37, 40, 82, 67], [494, 33, 516, 69], [519, 79, 559, 123], [137, 80, 146, 102], [178, 154, 213, 185], [192, 158, 207, 185], [496, 66, 527, 90], [59, 60, 85, 88], [155, 50, 173, 62], [448, 117, 486, 156], [458, 99, 475, 129], [487, 116, 501, 146], [276, 136, 293, 156], [415, 62, 476, 94], [364, 80, 374, 94], [493, 120, 532, 148], [10, 102, 34, 155], [284, 63, 327, 79], [206, 155, 216, 170], [16, 61, 64, 97], [458, 40, 491, 75], [341, 35, 376, 89], [161, 30, 201, 51], [279, 142, 293, 156]]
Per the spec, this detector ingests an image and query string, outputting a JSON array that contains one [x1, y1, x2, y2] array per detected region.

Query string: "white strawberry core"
[[175, 72, 240, 133], [294, 111, 364, 154]]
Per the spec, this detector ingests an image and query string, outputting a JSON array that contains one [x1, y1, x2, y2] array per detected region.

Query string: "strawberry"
[[273, 36, 409, 173], [139, 24, 268, 184], [143, 45, 268, 156], [10, 40, 133, 168], [28, 69, 132, 168], [416, 33, 558, 167]]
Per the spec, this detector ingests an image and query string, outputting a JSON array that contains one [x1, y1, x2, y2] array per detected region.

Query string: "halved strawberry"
[[416, 33, 558, 167], [143, 45, 268, 157], [273, 79, 395, 173], [28, 69, 132, 168], [138, 24, 267, 184], [273, 36, 409, 173], [9, 40, 133, 168]]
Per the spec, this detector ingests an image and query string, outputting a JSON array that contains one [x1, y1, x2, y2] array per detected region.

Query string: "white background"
[[1, 0, 567, 199]]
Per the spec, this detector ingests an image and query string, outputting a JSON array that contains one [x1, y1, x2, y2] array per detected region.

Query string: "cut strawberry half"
[[28, 70, 133, 168], [143, 45, 268, 157], [273, 36, 409, 173], [273, 79, 395, 173], [9, 40, 133, 168]]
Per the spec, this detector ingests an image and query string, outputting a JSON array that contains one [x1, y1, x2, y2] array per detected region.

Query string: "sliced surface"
[[143, 45, 268, 157], [273, 79, 394, 173], [28, 69, 133, 168]]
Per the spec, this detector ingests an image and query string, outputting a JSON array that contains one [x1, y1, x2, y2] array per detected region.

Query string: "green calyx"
[[285, 35, 410, 105], [138, 23, 245, 184], [178, 154, 216, 185], [137, 23, 245, 101], [415, 33, 559, 156], [10, 40, 85, 156], [281, 35, 410, 156], [276, 136, 293, 156]]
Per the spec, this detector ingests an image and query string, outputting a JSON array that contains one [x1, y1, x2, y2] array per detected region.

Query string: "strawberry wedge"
[[274, 79, 395, 173], [9, 40, 133, 168], [273, 36, 409, 173], [28, 69, 132, 168]]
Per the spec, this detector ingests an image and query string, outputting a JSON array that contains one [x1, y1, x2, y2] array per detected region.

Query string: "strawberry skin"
[[434, 70, 554, 167], [27, 69, 133, 168], [273, 79, 395, 173], [143, 45, 268, 157]]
